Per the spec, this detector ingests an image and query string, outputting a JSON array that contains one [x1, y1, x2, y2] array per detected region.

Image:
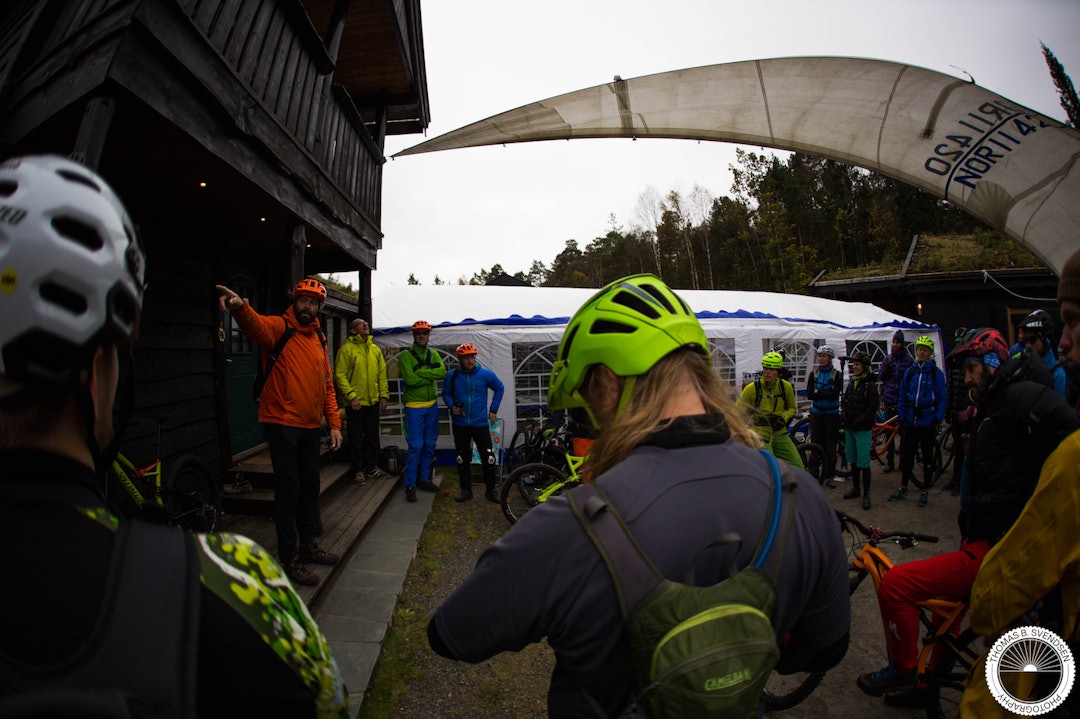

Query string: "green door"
[[224, 274, 262, 454]]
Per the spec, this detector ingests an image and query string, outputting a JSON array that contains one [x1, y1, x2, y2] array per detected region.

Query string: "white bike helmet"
[[0, 155, 145, 396]]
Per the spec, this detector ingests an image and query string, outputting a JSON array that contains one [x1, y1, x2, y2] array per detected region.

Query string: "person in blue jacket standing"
[[890, 335, 946, 508], [443, 343, 505, 503], [1017, 309, 1069, 401]]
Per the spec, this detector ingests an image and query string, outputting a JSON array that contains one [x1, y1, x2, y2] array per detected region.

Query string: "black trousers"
[[809, 412, 840, 475], [263, 423, 322, 564], [899, 423, 936, 485], [346, 404, 381, 472], [452, 424, 497, 490]]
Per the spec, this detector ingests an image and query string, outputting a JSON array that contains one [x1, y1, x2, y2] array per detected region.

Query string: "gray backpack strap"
[[568, 484, 663, 620]]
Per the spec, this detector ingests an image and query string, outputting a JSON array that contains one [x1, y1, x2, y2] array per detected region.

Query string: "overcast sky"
[[344, 0, 1080, 295]]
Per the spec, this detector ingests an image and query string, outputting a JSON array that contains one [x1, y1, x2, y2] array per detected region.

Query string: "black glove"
[[769, 415, 787, 431]]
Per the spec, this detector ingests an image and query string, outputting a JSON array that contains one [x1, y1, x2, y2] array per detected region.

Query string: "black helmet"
[[1017, 309, 1054, 343], [850, 351, 872, 366]]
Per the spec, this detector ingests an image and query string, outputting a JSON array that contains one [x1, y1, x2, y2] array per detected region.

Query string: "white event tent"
[[370, 284, 940, 457]]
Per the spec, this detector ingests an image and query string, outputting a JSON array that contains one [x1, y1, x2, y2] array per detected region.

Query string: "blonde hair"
[[583, 348, 761, 478]]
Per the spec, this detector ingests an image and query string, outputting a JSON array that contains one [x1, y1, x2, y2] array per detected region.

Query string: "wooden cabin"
[[0, 0, 428, 480]]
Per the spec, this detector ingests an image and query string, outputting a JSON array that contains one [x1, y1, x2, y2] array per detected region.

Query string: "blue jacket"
[[806, 366, 842, 415], [443, 363, 505, 428], [878, 348, 913, 408], [1039, 346, 1068, 401], [898, 360, 947, 428]]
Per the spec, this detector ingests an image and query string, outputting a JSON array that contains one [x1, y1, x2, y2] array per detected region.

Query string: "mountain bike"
[[500, 453, 586, 525], [107, 418, 222, 532], [763, 511, 981, 717], [505, 413, 571, 472]]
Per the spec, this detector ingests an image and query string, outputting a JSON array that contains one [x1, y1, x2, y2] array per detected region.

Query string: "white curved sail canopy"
[[395, 57, 1079, 274]]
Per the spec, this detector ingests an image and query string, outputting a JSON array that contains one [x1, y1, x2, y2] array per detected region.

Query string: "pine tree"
[[1042, 42, 1080, 127]]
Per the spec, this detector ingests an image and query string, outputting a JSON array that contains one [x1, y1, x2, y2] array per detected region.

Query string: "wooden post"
[[357, 266, 372, 324], [71, 95, 115, 170], [289, 219, 306, 288]]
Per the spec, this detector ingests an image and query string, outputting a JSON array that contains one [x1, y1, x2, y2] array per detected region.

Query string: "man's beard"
[[295, 305, 316, 325]]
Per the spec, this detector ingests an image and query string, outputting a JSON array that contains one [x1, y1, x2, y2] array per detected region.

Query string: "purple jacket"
[[878, 348, 913, 408]]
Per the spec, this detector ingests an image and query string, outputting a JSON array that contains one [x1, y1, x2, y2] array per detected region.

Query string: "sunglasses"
[[414, 331, 430, 336]]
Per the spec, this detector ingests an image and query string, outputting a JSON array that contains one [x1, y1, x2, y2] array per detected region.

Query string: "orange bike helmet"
[[456, 343, 478, 356], [293, 278, 327, 302], [412, 320, 431, 332]]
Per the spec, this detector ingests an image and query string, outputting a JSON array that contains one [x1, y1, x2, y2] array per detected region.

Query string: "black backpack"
[[252, 327, 327, 401], [0, 520, 200, 718], [568, 450, 797, 718]]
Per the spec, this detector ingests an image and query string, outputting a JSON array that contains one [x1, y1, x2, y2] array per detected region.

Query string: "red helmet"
[[412, 320, 431, 331], [946, 327, 1009, 369], [456, 343, 478, 357], [293, 278, 326, 302]]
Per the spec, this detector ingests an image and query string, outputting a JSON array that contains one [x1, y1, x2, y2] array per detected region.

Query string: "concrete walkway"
[[313, 475, 441, 713]]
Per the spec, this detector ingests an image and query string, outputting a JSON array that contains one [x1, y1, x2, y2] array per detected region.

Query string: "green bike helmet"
[[915, 335, 935, 352], [761, 351, 784, 369], [547, 274, 707, 414]]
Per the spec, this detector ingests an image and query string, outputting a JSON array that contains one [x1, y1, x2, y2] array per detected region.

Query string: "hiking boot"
[[283, 559, 319, 586], [416, 480, 439, 493], [484, 488, 499, 504], [455, 489, 474, 503], [824, 477, 837, 489], [887, 487, 908, 501], [940, 480, 957, 493], [843, 484, 860, 500], [917, 490, 929, 507], [862, 494, 871, 510], [883, 684, 929, 708], [367, 467, 391, 480], [857, 664, 913, 697], [299, 542, 340, 566], [883, 462, 895, 474], [405, 487, 417, 502], [353, 471, 368, 486]]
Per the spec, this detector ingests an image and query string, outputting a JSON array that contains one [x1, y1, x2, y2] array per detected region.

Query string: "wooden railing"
[[0, 0, 382, 226]]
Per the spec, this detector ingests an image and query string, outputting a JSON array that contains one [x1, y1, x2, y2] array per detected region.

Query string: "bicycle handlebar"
[[837, 511, 938, 544]]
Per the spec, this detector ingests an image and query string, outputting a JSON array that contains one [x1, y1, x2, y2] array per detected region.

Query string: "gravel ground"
[[379, 464, 967, 719]]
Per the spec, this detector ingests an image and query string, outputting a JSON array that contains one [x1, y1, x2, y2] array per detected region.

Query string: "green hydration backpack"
[[567, 449, 797, 718]]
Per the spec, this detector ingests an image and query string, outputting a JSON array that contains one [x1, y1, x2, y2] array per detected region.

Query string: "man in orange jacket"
[[217, 280, 343, 587]]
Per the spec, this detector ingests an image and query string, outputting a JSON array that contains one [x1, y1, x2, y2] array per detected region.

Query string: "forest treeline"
[[431, 149, 992, 294]]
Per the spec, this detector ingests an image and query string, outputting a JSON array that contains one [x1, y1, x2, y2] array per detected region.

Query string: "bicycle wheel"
[[910, 441, 944, 490], [796, 443, 828, 485], [505, 427, 535, 471], [934, 427, 957, 482], [762, 670, 827, 711], [923, 627, 981, 719], [500, 463, 567, 525], [165, 455, 222, 532]]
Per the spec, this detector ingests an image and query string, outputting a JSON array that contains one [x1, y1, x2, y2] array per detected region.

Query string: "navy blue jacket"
[[898, 360, 947, 428]]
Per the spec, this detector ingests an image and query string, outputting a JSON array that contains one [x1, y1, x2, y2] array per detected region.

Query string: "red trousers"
[[876, 538, 990, 672]]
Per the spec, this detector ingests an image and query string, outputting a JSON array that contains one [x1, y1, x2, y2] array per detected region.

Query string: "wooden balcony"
[[0, 0, 425, 267]]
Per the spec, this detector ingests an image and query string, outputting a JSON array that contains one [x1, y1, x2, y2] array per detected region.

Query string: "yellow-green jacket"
[[959, 428, 1080, 717], [334, 335, 388, 407], [738, 377, 798, 437]]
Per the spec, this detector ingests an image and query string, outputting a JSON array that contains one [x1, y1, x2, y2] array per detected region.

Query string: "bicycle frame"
[[846, 515, 972, 685], [112, 452, 163, 510], [532, 454, 586, 503]]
